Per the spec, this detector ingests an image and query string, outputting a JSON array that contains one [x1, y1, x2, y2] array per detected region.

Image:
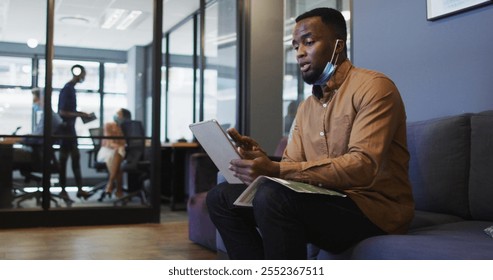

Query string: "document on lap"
[[233, 175, 347, 207]]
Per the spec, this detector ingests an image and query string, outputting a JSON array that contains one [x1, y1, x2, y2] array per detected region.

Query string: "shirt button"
[[319, 131, 324, 136], [318, 183, 323, 187], [322, 103, 327, 108]]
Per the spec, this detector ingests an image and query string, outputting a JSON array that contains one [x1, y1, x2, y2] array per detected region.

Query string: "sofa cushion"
[[407, 114, 471, 218], [188, 153, 218, 195], [352, 221, 493, 259], [469, 111, 493, 221], [410, 210, 464, 229]]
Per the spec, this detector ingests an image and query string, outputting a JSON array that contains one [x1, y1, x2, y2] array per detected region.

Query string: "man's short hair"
[[121, 108, 131, 120], [295, 7, 347, 41], [31, 88, 41, 99], [71, 64, 85, 76]]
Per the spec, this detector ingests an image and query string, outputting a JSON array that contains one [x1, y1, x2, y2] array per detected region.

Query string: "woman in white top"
[[97, 108, 131, 199]]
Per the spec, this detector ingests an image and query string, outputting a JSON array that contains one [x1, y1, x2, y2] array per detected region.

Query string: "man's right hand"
[[227, 128, 257, 151], [227, 128, 267, 159], [79, 111, 91, 118]]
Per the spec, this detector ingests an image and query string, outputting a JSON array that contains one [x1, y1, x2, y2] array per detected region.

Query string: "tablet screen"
[[189, 119, 243, 184]]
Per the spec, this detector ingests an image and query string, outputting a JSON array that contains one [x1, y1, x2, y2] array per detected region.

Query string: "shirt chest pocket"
[[327, 115, 352, 157]]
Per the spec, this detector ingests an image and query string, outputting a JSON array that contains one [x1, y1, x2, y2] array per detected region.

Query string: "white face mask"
[[313, 39, 342, 85]]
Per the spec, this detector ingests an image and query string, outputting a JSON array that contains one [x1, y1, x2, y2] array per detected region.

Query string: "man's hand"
[[79, 111, 91, 118], [229, 155, 280, 185], [227, 128, 267, 159], [225, 128, 280, 184]]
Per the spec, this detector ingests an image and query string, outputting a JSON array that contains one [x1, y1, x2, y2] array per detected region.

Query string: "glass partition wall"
[[0, 0, 160, 228], [203, 0, 238, 130], [0, 0, 240, 228], [0, 0, 47, 211], [160, 0, 238, 143], [167, 21, 195, 142]]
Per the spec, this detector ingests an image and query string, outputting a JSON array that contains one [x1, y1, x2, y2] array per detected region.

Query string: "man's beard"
[[301, 69, 320, 85]]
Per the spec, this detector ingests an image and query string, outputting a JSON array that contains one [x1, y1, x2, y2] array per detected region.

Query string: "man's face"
[[292, 17, 337, 84], [78, 70, 86, 83], [32, 94, 40, 106]]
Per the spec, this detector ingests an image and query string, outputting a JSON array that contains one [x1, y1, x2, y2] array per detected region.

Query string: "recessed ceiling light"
[[101, 9, 125, 29], [116, 10, 142, 30], [59, 16, 91, 26]]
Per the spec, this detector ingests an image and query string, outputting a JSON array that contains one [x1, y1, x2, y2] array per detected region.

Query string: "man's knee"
[[206, 183, 228, 210], [252, 181, 290, 212], [207, 182, 247, 213]]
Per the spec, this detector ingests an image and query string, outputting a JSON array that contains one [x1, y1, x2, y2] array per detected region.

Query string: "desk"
[[161, 142, 200, 210], [0, 144, 13, 208]]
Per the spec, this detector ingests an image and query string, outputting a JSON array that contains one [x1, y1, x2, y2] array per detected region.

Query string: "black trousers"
[[206, 180, 385, 260], [58, 145, 83, 189]]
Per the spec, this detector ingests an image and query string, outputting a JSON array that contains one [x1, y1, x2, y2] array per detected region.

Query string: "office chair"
[[84, 127, 110, 200], [113, 120, 150, 206], [13, 144, 67, 207]]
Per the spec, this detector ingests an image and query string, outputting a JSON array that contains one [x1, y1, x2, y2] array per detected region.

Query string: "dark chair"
[[84, 127, 110, 200], [113, 120, 150, 206], [13, 144, 66, 207]]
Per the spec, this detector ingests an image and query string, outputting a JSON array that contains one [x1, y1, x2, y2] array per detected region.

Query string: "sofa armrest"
[[188, 152, 218, 196]]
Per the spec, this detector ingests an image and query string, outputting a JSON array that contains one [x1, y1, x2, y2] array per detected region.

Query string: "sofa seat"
[[352, 221, 493, 260], [410, 210, 465, 229]]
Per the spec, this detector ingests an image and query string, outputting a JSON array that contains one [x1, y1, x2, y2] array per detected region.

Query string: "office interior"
[[0, 0, 492, 231]]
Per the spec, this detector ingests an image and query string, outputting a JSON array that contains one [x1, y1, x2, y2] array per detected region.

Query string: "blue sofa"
[[189, 111, 493, 259]]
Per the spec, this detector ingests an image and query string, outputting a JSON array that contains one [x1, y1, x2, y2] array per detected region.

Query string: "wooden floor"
[[0, 208, 217, 260]]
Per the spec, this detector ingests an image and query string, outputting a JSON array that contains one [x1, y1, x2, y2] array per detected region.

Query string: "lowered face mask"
[[113, 115, 121, 124], [313, 39, 342, 86], [32, 103, 41, 112]]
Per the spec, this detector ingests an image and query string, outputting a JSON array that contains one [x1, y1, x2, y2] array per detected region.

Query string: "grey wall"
[[352, 1, 493, 122], [127, 46, 147, 123], [247, 0, 284, 154]]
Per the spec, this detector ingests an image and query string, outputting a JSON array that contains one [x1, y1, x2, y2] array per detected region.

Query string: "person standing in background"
[[57, 64, 91, 202]]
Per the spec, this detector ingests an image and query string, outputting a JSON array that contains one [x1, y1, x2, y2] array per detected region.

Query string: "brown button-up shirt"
[[280, 59, 414, 234]]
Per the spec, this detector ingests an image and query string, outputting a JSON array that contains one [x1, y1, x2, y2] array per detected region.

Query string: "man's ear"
[[335, 39, 345, 53]]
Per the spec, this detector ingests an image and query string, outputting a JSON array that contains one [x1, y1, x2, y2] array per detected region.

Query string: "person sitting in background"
[[97, 108, 132, 200], [2, 88, 62, 170]]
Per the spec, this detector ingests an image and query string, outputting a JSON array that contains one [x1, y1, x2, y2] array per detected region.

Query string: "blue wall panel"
[[352, 1, 493, 121]]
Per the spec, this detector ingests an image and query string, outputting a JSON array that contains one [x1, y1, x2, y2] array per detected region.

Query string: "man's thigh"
[[255, 181, 383, 253]]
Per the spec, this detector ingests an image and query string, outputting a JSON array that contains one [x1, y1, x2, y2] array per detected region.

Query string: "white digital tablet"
[[189, 119, 243, 184]]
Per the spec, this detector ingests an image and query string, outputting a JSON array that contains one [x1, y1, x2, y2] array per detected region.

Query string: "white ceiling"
[[0, 0, 200, 51]]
